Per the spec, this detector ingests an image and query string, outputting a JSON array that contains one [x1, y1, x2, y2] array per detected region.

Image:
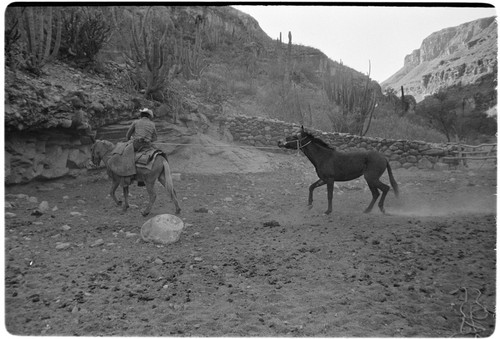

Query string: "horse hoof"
[[324, 210, 332, 215], [307, 205, 313, 210], [175, 208, 181, 215], [363, 209, 371, 214]]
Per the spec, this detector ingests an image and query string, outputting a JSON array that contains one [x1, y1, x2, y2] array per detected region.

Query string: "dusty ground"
[[4, 150, 496, 337]]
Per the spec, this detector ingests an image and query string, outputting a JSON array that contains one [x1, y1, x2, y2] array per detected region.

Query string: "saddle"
[[107, 141, 166, 176]]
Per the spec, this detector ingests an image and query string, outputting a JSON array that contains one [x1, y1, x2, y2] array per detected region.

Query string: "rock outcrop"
[[382, 16, 497, 104], [4, 62, 154, 184]]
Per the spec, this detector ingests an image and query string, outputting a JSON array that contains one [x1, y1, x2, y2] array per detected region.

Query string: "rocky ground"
[[4, 150, 496, 337]]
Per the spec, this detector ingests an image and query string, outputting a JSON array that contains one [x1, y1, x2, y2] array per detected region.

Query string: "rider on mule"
[[126, 108, 158, 152], [125, 108, 157, 186]]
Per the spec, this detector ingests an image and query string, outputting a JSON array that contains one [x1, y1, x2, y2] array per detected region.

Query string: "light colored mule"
[[91, 140, 181, 216]]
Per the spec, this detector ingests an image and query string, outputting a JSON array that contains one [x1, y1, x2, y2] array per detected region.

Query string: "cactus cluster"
[[22, 7, 62, 75]]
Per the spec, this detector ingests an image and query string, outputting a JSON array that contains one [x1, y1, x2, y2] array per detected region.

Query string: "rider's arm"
[[126, 122, 135, 141], [151, 126, 158, 142]]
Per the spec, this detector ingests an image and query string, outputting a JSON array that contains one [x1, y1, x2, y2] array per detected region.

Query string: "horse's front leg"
[[325, 182, 334, 215], [122, 185, 130, 212], [308, 179, 326, 209], [110, 179, 122, 206], [142, 181, 157, 216]]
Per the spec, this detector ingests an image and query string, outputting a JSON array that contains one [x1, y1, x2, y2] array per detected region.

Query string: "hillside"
[[382, 16, 497, 108], [4, 5, 496, 184]]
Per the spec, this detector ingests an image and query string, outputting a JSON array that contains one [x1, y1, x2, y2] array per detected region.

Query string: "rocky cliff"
[[382, 16, 497, 104]]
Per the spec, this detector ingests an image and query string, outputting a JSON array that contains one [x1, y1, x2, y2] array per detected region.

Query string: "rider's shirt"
[[126, 117, 157, 142]]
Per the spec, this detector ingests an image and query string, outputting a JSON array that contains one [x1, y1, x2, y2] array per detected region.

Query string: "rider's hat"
[[139, 108, 154, 118]]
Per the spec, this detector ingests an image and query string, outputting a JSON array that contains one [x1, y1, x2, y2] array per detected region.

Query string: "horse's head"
[[277, 126, 311, 150], [90, 140, 114, 166]]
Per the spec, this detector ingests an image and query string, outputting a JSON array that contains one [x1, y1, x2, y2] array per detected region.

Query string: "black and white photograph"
[[3, 1, 497, 336]]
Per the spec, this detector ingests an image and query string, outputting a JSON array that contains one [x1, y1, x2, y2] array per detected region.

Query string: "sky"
[[233, 3, 497, 83]]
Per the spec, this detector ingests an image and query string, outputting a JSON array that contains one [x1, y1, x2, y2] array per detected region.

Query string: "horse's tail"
[[161, 158, 181, 214], [386, 160, 399, 197]]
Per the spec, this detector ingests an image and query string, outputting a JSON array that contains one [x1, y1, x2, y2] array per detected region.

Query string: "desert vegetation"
[[4, 5, 496, 144]]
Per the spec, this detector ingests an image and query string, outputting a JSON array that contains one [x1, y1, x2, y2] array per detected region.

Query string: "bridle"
[[282, 134, 312, 150]]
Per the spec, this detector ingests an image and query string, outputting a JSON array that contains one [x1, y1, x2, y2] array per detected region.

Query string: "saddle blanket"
[[135, 149, 166, 171]]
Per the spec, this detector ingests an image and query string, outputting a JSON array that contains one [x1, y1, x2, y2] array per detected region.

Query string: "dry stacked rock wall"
[[215, 115, 457, 170]]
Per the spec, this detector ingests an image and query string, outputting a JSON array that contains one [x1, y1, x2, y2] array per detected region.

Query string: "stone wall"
[[5, 129, 93, 185], [215, 115, 458, 170]]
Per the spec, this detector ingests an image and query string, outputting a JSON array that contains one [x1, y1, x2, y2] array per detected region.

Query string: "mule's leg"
[[141, 181, 156, 217], [325, 182, 334, 215], [110, 179, 122, 206], [308, 179, 326, 209], [375, 180, 390, 213], [159, 161, 181, 214], [364, 182, 380, 213], [122, 185, 130, 212]]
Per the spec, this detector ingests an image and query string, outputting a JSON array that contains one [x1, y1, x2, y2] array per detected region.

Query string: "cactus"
[[324, 61, 377, 136], [22, 7, 62, 75]]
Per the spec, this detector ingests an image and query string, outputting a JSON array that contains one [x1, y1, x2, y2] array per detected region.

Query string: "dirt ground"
[[4, 150, 497, 337]]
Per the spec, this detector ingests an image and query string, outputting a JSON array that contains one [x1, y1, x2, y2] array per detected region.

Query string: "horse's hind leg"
[[142, 181, 156, 217], [375, 180, 390, 213], [364, 182, 380, 213]]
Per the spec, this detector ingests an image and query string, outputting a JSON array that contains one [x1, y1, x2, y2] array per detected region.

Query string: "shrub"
[[364, 115, 447, 143], [60, 7, 111, 65]]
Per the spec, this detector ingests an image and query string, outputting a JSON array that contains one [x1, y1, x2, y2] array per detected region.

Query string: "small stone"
[[77, 200, 86, 205], [70, 212, 82, 217], [28, 196, 38, 203], [5, 212, 16, 218], [224, 197, 233, 202], [125, 232, 137, 238], [56, 242, 71, 250], [63, 196, 69, 200], [194, 207, 209, 213], [61, 225, 71, 231], [38, 201, 49, 212], [5, 202, 13, 209], [194, 257, 203, 262], [154, 258, 164, 265], [90, 239, 104, 247], [52, 206, 58, 212], [32, 221, 43, 226]]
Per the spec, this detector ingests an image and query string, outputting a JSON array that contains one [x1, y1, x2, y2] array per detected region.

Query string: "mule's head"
[[277, 126, 310, 149], [90, 140, 113, 166]]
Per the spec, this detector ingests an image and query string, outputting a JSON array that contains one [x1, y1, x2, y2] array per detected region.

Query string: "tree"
[[60, 7, 111, 65], [416, 91, 457, 142]]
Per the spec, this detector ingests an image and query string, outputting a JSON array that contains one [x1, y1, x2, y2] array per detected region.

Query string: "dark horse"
[[278, 127, 399, 214]]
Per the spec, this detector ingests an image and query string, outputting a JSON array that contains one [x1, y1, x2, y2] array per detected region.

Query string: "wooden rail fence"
[[442, 143, 497, 167]]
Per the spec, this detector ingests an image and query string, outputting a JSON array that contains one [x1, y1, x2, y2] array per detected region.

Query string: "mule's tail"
[[161, 159, 181, 214], [386, 160, 399, 197]]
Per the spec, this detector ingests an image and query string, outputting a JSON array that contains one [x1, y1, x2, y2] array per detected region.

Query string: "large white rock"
[[141, 214, 185, 245]]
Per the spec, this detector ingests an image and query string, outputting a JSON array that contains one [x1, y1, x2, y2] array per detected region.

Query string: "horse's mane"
[[303, 132, 336, 150]]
